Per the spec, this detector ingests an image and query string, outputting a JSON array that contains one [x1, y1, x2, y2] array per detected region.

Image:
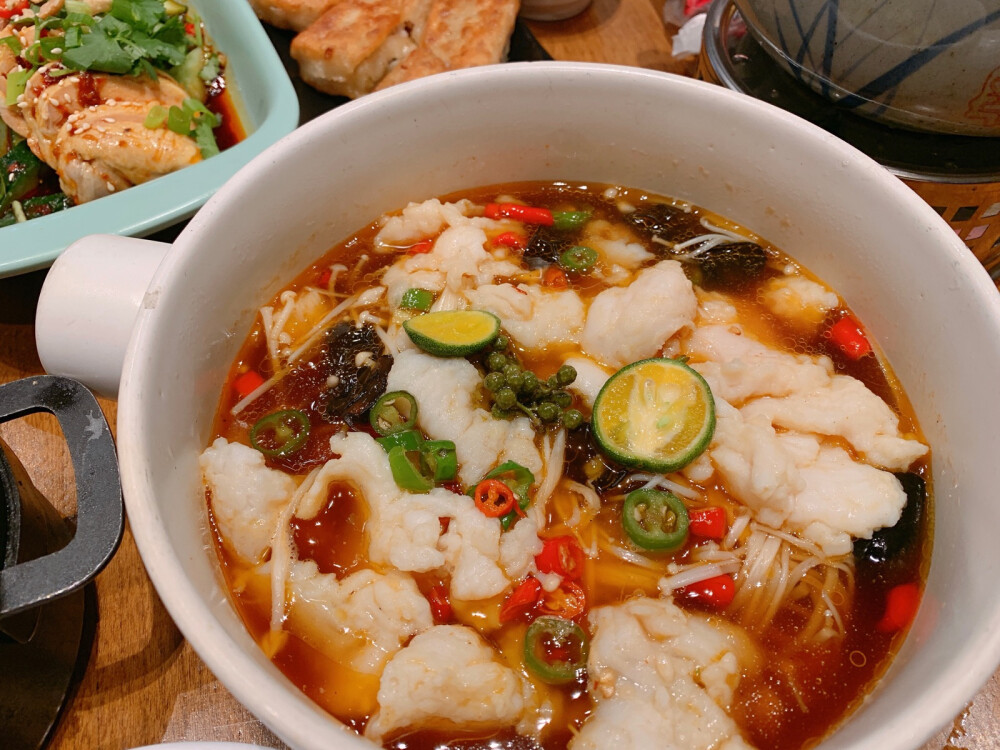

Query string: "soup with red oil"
[[201, 182, 931, 750]]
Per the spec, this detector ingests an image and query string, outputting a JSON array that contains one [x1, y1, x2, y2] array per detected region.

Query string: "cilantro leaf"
[[130, 28, 186, 67], [192, 116, 220, 159], [199, 53, 221, 83], [157, 98, 221, 159], [61, 28, 137, 73], [110, 0, 164, 33], [59, 8, 187, 76]]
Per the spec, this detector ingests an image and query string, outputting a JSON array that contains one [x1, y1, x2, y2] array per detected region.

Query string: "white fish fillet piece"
[[365, 624, 537, 743], [581, 259, 698, 369], [573, 597, 754, 750], [287, 561, 433, 674], [464, 283, 586, 352], [298, 431, 539, 600], [199, 438, 296, 563], [381, 220, 521, 307]]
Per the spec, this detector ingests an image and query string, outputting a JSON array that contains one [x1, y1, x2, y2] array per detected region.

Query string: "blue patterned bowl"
[[733, 0, 1000, 136]]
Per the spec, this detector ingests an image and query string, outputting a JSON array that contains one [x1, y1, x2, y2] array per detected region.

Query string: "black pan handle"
[[0, 376, 123, 618]]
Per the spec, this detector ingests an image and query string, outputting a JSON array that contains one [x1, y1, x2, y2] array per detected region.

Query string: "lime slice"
[[403, 309, 501, 356], [592, 358, 715, 472]]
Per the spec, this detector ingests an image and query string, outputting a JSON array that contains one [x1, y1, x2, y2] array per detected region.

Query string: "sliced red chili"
[[317, 267, 333, 287], [0, 1, 29, 19], [538, 580, 587, 620], [828, 316, 872, 359], [406, 239, 434, 255], [484, 202, 554, 226], [494, 231, 527, 250], [684, 0, 713, 14], [427, 584, 452, 624], [535, 536, 585, 581], [499, 577, 542, 623], [232, 370, 265, 400], [474, 479, 517, 518], [877, 582, 921, 633], [542, 265, 569, 289], [677, 574, 735, 610], [689, 507, 727, 539]]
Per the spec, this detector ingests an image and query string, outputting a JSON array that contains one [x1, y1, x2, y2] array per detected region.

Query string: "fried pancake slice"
[[376, 0, 519, 90], [248, 0, 343, 32], [290, 0, 433, 98]]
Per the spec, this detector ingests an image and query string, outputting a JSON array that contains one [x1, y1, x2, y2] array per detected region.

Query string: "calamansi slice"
[[403, 309, 501, 356], [592, 357, 715, 472]]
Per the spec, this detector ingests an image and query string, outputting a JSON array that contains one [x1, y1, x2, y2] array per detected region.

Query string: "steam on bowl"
[[35, 62, 1000, 750]]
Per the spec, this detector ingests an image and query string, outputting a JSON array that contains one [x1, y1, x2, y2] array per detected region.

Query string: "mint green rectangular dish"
[[0, 0, 299, 278]]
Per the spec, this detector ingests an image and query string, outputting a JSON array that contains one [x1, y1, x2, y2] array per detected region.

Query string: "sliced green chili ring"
[[144, 104, 169, 129], [622, 488, 689, 551], [386, 445, 434, 493], [490, 460, 533, 530], [400, 287, 435, 311], [376, 429, 424, 453], [552, 210, 591, 232], [422, 440, 458, 482], [370, 390, 418, 436], [523, 616, 589, 685], [467, 460, 535, 530], [558, 245, 598, 274], [249, 409, 311, 458], [486, 461, 534, 503]]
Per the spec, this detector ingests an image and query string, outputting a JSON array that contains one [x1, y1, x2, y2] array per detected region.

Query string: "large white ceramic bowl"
[[34, 62, 1000, 750]]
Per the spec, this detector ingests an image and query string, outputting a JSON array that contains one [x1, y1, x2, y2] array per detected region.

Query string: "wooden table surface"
[[1, 0, 997, 748]]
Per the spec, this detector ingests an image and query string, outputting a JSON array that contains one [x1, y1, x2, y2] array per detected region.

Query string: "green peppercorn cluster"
[[481, 336, 584, 430]]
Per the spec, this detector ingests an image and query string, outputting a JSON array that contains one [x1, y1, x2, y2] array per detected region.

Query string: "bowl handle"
[[35, 234, 169, 399], [0, 376, 123, 619]]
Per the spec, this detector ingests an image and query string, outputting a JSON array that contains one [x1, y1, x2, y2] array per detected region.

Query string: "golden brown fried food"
[[254, 0, 519, 98], [248, 0, 343, 31], [290, 0, 433, 98], [376, 0, 519, 90]]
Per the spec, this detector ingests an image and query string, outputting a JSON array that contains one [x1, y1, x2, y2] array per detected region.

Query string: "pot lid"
[[701, 0, 1000, 183]]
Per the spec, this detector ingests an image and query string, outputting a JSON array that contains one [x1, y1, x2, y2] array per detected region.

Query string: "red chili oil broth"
[[206, 79, 246, 152], [207, 181, 932, 750]]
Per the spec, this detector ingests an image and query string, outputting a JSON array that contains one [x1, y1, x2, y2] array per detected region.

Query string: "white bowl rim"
[[115, 60, 1000, 750]]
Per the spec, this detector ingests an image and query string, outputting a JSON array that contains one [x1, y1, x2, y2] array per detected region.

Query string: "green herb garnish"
[[199, 52, 221, 83], [146, 97, 221, 158], [0, 36, 22, 56], [10, 0, 224, 158], [5, 68, 32, 106], [60, 9, 187, 75]]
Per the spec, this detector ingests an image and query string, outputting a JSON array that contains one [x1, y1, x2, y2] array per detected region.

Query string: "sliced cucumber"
[[403, 309, 501, 357], [0, 193, 73, 228], [0, 140, 44, 214], [592, 357, 715, 473]]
